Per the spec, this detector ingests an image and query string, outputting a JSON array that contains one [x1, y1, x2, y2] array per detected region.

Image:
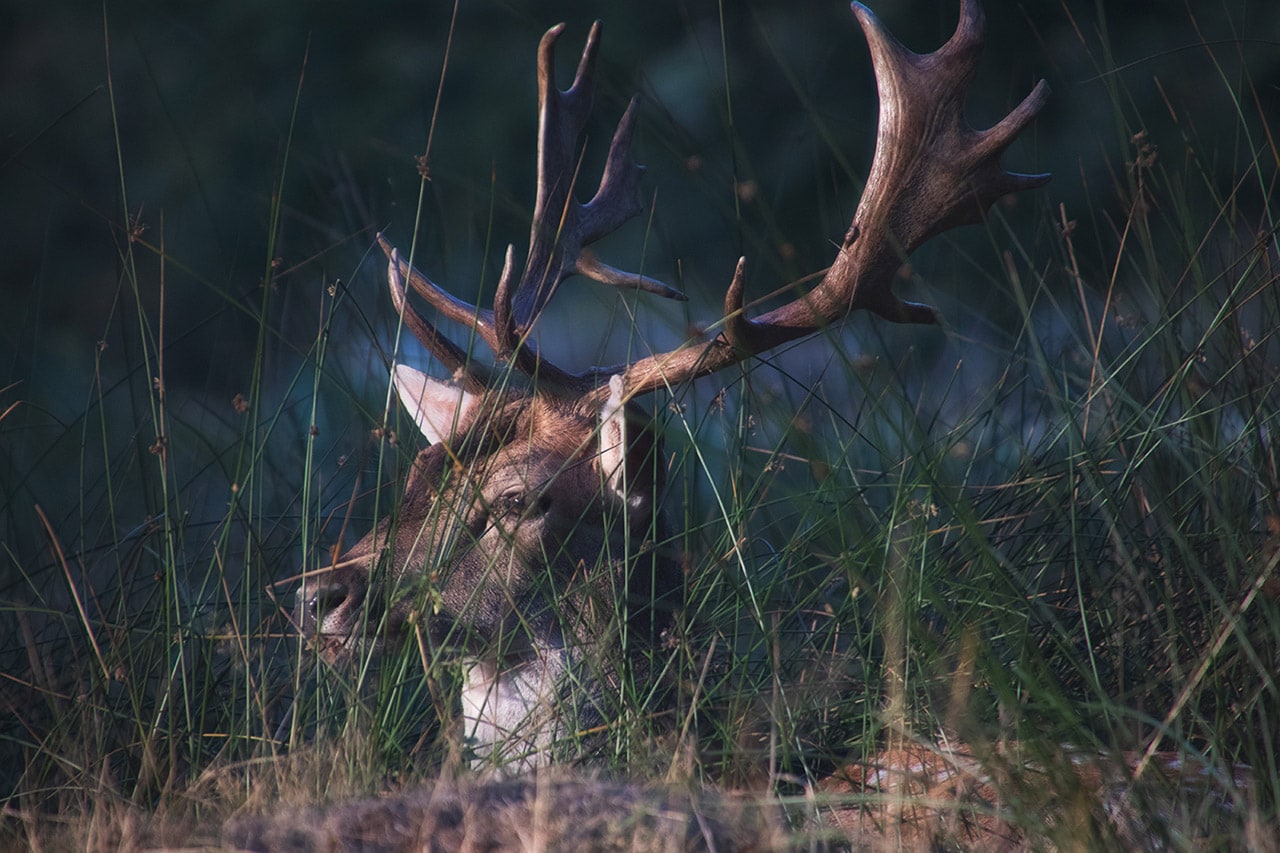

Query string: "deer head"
[[296, 0, 1048, 769]]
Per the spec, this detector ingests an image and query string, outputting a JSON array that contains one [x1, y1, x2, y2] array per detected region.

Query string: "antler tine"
[[380, 234, 497, 340], [603, 0, 1049, 405], [384, 244, 492, 393]]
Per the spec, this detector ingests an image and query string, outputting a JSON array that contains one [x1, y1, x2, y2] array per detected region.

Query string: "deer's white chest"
[[460, 651, 569, 771]]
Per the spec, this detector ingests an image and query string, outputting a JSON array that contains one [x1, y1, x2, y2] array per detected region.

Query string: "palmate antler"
[[382, 0, 1049, 404]]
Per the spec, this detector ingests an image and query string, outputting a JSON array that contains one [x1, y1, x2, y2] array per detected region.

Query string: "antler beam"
[[605, 0, 1049, 403]]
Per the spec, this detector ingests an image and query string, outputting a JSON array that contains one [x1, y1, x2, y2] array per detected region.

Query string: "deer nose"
[[297, 580, 362, 634]]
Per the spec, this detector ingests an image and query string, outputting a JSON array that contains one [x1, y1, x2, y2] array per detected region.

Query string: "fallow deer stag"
[[296, 0, 1048, 769]]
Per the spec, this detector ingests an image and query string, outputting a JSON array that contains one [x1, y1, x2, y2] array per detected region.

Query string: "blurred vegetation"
[[2, 0, 1279, 847]]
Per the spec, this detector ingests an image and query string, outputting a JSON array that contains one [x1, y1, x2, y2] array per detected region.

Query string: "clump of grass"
[[225, 768, 797, 853]]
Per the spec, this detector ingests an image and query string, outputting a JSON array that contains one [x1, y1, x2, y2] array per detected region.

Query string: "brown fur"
[[295, 389, 679, 764]]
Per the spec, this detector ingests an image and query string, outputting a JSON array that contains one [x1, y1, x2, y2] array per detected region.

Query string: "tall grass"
[[2, 0, 1277, 849]]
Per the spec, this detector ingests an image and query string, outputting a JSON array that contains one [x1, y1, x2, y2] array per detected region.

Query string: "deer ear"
[[392, 364, 480, 444], [598, 375, 660, 513]]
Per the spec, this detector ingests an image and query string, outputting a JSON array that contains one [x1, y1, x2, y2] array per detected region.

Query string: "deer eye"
[[494, 491, 527, 516], [492, 490, 552, 518]]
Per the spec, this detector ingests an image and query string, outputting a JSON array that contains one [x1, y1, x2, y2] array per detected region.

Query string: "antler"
[[383, 0, 1049, 403], [382, 21, 683, 393], [605, 0, 1049, 404]]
